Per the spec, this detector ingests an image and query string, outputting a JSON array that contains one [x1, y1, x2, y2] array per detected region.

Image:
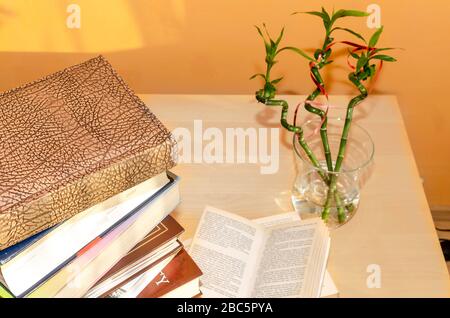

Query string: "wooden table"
[[141, 94, 450, 297]]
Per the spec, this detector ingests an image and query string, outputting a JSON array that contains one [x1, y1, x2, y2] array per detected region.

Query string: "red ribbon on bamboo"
[[296, 41, 384, 136]]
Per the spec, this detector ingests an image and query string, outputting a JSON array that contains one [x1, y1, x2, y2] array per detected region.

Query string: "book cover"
[[135, 248, 202, 298], [0, 55, 176, 250]]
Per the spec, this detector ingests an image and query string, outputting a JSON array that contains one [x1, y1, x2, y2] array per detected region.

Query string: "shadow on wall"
[[0, 0, 191, 93]]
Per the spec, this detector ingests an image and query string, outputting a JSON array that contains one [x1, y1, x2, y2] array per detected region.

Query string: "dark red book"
[[136, 248, 202, 298]]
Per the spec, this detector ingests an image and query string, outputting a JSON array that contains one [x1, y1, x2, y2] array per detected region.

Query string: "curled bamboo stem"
[[263, 99, 329, 184], [304, 53, 333, 173], [323, 73, 368, 222], [334, 74, 368, 172]]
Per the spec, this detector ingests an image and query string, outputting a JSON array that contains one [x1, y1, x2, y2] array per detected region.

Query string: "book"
[[28, 172, 180, 298], [189, 206, 330, 298], [0, 171, 170, 297], [139, 249, 202, 298], [110, 248, 202, 298], [86, 215, 185, 298], [183, 212, 339, 298], [0, 55, 176, 250]]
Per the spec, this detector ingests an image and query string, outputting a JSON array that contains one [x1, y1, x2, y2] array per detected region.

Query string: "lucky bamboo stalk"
[[251, 24, 330, 184], [294, 9, 369, 218], [335, 75, 368, 172], [295, 11, 334, 172], [322, 73, 368, 222], [322, 26, 397, 222], [293, 8, 371, 174]]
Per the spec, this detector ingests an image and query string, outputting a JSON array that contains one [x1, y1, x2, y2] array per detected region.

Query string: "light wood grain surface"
[[141, 94, 450, 297]]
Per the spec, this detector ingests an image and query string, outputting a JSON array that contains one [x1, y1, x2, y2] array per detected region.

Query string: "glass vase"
[[291, 117, 374, 228]]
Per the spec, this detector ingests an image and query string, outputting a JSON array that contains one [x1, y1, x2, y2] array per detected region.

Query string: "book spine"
[[0, 136, 176, 250]]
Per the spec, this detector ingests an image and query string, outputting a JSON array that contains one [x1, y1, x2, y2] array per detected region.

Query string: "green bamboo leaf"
[[255, 25, 269, 49], [275, 27, 285, 46], [262, 23, 271, 39], [371, 47, 396, 54], [370, 54, 397, 62], [293, 10, 332, 30], [271, 77, 283, 84], [349, 50, 360, 59], [356, 54, 368, 71], [269, 39, 276, 48], [321, 7, 331, 30], [331, 9, 369, 25], [294, 11, 326, 19], [263, 24, 277, 50], [369, 26, 384, 48], [249, 73, 266, 80], [254, 25, 265, 41], [331, 27, 366, 43], [333, 9, 370, 18], [277, 46, 314, 61]]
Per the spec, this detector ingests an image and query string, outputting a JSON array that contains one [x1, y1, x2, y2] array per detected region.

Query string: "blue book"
[[0, 226, 55, 265]]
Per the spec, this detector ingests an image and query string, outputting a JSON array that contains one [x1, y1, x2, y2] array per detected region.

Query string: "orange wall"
[[0, 0, 449, 206]]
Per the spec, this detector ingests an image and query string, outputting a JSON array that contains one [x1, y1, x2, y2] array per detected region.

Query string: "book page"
[[250, 218, 324, 298], [189, 206, 266, 297], [253, 213, 337, 297], [253, 212, 300, 227], [319, 258, 337, 297], [108, 253, 177, 298]]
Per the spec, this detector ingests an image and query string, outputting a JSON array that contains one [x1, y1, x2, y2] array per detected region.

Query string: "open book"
[[189, 206, 331, 298]]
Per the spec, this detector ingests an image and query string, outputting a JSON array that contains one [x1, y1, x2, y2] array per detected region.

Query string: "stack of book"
[[0, 56, 201, 298]]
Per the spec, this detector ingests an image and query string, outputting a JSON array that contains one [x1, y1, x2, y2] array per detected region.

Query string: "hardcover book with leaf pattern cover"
[[0, 56, 176, 250]]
